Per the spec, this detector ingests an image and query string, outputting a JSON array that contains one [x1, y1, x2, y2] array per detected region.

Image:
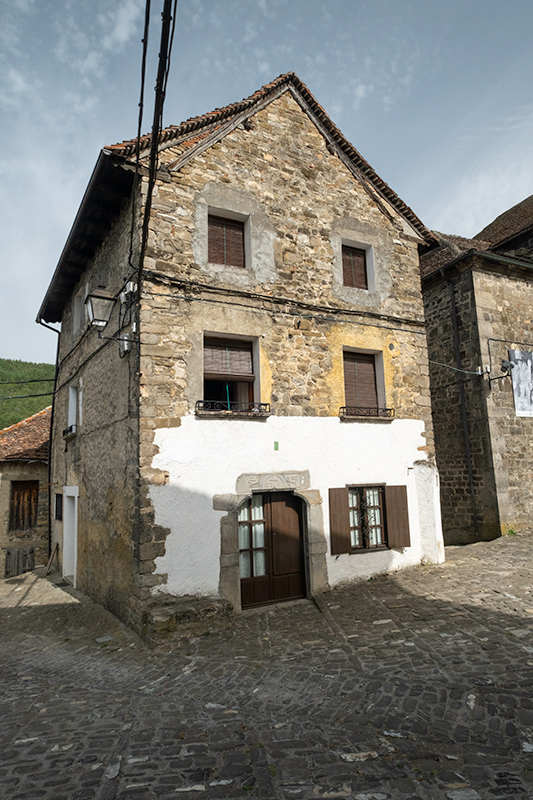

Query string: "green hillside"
[[0, 359, 55, 430]]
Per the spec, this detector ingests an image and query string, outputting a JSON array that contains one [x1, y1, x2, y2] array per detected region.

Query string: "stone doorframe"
[[213, 470, 329, 611]]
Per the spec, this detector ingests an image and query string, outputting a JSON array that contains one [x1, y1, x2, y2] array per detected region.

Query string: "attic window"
[[342, 245, 368, 289], [208, 215, 246, 268]]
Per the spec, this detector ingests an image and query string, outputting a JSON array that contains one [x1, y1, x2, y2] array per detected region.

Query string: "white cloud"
[[101, 0, 144, 51], [424, 103, 533, 236]]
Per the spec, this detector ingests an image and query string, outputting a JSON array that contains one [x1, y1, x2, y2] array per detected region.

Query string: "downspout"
[[443, 272, 479, 539], [36, 320, 61, 560]]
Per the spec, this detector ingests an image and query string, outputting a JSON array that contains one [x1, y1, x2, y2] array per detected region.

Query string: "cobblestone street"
[[2, 533, 533, 800]]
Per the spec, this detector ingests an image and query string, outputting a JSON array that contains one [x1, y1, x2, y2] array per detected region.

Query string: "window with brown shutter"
[[208, 215, 246, 268], [9, 481, 39, 531], [343, 352, 378, 412], [342, 245, 368, 289], [328, 484, 410, 554], [202, 337, 255, 411]]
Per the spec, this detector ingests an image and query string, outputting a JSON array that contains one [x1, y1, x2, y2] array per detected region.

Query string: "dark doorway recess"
[[238, 492, 306, 609]]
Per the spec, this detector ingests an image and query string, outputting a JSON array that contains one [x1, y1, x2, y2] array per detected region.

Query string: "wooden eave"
[[37, 152, 134, 324]]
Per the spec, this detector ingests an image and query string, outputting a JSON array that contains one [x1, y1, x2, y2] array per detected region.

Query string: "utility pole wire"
[[137, 0, 175, 290]]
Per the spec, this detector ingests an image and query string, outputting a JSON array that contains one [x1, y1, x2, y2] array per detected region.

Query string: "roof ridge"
[[105, 72, 434, 244]]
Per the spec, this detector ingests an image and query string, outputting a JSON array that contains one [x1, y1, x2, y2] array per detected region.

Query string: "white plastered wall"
[[149, 415, 444, 598]]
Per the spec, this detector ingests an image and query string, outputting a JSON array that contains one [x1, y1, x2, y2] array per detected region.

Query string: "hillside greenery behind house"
[[0, 359, 55, 430]]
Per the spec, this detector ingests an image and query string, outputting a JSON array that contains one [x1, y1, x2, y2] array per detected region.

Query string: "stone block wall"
[[422, 263, 500, 543], [473, 263, 533, 532], [133, 90, 438, 601], [50, 196, 142, 627]]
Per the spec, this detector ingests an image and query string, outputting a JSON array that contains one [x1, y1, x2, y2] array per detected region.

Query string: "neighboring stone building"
[[420, 195, 533, 545], [38, 73, 444, 636], [0, 407, 51, 575]]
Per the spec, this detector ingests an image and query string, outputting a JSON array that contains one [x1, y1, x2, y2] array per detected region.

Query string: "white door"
[[62, 486, 78, 586]]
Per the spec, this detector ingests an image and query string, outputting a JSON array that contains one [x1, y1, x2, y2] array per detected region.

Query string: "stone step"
[[142, 596, 233, 644]]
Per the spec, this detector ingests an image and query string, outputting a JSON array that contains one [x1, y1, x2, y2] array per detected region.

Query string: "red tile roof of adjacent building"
[[0, 407, 51, 462]]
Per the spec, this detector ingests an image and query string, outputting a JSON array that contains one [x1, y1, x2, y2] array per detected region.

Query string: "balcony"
[[195, 400, 271, 418], [339, 406, 394, 420]]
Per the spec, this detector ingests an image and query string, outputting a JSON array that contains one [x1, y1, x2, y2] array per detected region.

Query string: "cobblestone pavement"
[[2, 534, 533, 800]]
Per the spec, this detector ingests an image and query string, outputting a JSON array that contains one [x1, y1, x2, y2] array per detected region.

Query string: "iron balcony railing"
[[196, 400, 271, 414], [339, 406, 395, 419]]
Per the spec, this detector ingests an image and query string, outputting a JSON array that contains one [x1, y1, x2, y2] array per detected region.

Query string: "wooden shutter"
[[208, 216, 245, 268], [329, 487, 351, 554], [204, 339, 254, 380], [9, 481, 39, 531], [343, 352, 378, 409], [342, 246, 367, 289], [385, 485, 410, 548]]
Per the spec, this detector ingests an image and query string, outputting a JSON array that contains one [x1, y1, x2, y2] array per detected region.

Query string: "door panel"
[[240, 492, 306, 609]]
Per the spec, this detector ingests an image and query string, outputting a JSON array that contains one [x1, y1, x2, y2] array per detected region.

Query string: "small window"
[[341, 351, 392, 419], [342, 245, 368, 289], [208, 215, 245, 268], [329, 485, 410, 554], [9, 481, 39, 531], [344, 352, 377, 410], [63, 384, 80, 438], [55, 493, 63, 521], [201, 337, 255, 412]]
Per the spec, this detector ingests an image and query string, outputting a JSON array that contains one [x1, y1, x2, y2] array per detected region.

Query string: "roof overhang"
[[422, 248, 533, 283], [37, 151, 135, 324]]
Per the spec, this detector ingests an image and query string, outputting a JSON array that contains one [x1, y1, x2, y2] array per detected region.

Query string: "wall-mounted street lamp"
[[85, 287, 116, 328]]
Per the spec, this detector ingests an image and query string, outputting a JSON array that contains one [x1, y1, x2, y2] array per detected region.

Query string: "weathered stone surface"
[[2, 533, 533, 799], [423, 256, 533, 544]]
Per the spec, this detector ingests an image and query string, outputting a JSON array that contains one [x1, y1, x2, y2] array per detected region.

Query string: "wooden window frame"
[[329, 484, 410, 555], [208, 214, 246, 268], [9, 481, 39, 531]]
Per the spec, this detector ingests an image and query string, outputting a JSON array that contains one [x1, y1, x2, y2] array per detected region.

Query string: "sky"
[[1, 0, 533, 364]]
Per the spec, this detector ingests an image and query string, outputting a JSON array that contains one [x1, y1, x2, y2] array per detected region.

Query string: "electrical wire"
[[0, 392, 55, 401], [127, 0, 151, 276], [0, 378, 54, 385], [428, 359, 483, 376]]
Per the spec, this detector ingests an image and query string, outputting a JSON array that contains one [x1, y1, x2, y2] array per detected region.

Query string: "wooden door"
[[239, 492, 306, 609]]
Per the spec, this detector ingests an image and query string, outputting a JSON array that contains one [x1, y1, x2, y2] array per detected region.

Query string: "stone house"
[[420, 195, 533, 545], [38, 73, 444, 636], [0, 407, 51, 576]]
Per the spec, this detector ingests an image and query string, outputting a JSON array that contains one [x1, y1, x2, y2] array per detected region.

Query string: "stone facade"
[[421, 210, 533, 544], [40, 75, 444, 635], [0, 408, 51, 574]]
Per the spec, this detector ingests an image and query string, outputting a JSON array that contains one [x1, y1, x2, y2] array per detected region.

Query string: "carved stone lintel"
[[235, 471, 310, 493]]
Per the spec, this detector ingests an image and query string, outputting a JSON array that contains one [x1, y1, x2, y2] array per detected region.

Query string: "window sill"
[[350, 545, 389, 554], [339, 407, 394, 421], [195, 401, 271, 419], [62, 425, 77, 440]]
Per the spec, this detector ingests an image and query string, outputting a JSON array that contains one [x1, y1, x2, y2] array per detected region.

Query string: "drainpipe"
[[36, 320, 61, 560], [443, 273, 479, 539]]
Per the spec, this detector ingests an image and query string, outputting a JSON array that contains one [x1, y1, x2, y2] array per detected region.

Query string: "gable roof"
[[419, 232, 491, 278], [39, 72, 436, 323], [0, 406, 51, 462], [107, 72, 435, 243], [476, 194, 533, 247], [420, 195, 533, 280]]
